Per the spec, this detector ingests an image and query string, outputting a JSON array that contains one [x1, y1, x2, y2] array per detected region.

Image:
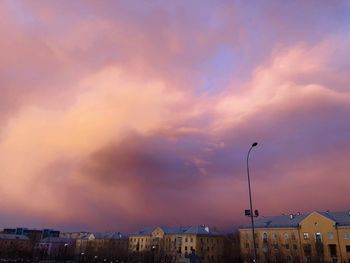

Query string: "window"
[[315, 232, 322, 241], [303, 232, 309, 240], [262, 233, 268, 241], [190, 238, 193, 242], [185, 238, 188, 243], [344, 233, 349, 240], [303, 244, 312, 255], [284, 244, 290, 250], [284, 233, 289, 239], [328, 232, 334, 240], [185, 246, 188, 251], [346, 246, 350, 253], [291, 233, 296, 240], [273, 244, 278, 250], [293, 244, 298, 250], [272, 233, 278, 240], [245, 243, 249, 249]]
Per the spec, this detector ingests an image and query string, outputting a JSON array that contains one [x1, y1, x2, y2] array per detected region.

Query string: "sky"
[[0, 0, 350, 233]]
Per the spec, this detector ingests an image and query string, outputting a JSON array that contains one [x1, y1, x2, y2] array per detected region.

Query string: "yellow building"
[[128, 225, 225, 263], [239, 211, 350, 263]]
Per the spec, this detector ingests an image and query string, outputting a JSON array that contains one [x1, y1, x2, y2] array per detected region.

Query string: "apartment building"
[[239, 211, 350, 263], [36, 237, 76, 260], [2, 227, 60, 243], [128, 225, 224, 263], [75, 232, 128, 262], [0, 234, 32, 258]]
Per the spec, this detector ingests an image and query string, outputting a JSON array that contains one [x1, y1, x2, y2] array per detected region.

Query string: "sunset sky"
[[1, 0, 350, 233]]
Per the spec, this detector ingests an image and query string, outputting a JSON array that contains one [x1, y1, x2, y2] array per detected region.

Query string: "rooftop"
[[240, 210, 350, 229], [0, 234, 29, 240], [133, 225, 221, 236]]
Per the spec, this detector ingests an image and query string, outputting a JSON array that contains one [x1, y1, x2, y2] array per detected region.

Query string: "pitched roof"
[[319, 211, 350, 226], [132, 225, 221, 236], [184, 225, 221, 236], [74, 232, 127, 240], [240, 213, 308, 229], [163, 226, 191, 235], [240, 211, 350, 229], [40, 237, 74, 243], [0, 234, 29, 240], [91, 232, 128, 240], [133, 226, 156, 235], [60, 232, 90, 239]]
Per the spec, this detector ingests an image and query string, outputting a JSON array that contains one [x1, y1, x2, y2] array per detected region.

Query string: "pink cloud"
[[0, 1, 349, 232]]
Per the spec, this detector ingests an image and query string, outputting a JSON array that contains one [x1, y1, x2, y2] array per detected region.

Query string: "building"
[[36, 237, 76, 261], [75, 232, 128, 262], [222, 232, 242, 262], [128, 225, 224, 263], [60, 231, 90, 239], [239, 210, 350, 263], [0, 233, 32, 259], [2, 227, 60, 243]]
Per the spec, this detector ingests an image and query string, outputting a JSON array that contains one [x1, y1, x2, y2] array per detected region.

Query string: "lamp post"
[[247, 142, 258, 262]]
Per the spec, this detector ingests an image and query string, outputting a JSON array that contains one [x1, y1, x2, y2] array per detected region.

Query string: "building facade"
[[128, 225, 224, 263], [75, 232, 128, 262], [2, 227, 60, 243], [36, 237, 76, 261], [239, 211, 350, 263], [0, 234, 32, 259]]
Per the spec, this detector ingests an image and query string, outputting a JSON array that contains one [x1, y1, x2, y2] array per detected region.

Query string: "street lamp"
[[247, 142, 258, 262]]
